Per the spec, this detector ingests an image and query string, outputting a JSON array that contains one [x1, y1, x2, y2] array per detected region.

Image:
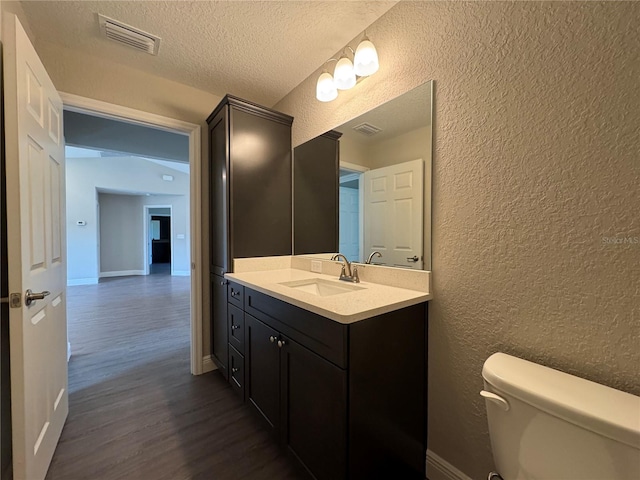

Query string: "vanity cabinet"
[[207, 95, 293, 376], [236, 286, 427, 480], [246, 314, 348, 480]]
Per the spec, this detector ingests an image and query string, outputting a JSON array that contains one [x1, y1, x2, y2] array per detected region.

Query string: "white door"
[[363, 159, 423, 269], [4, 14, 68, 480]]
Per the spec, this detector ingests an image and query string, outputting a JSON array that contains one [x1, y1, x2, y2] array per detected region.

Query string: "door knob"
[[269, 335, 277, 343], [25, 289, 50, 307], [406, 256, 419, 262], [277, 339, 287, 348]]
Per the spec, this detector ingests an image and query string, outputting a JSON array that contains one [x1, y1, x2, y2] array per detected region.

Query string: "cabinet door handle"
[[220, 280, 228, 286], [277, 339, 287, 348], [269, 335, 277, 343], [231, 324, 240, 330], [232, 367, 239, 373], [231, 290, 239, 297]]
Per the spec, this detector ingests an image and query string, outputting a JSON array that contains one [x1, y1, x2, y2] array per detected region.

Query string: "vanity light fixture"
[[353, 35, 379, 76], [315, 32, 379, 102], [316, 69, 338, 102], [333, 52, 356, 90]]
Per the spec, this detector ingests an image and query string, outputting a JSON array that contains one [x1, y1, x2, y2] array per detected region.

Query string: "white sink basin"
[[279, 278, 365, 297]]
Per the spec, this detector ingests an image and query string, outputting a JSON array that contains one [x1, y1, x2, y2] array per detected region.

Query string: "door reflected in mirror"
[[293, 81, 433, 270]]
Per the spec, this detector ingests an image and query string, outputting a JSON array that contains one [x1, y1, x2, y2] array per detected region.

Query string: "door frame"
[[60, 92, 205, 375], [143, 205, 173, 276]]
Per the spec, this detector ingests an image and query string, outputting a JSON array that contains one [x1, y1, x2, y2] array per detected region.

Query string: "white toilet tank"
[[481, 352, 640, 480]]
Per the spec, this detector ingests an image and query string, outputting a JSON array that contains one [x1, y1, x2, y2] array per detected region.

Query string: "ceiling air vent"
[[352, 122, 382, 137], [98, 14, 161, 55]]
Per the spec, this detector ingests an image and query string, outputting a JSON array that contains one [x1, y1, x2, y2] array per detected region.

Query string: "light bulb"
[[316, 71, 337, 102], [333, 55, 356, 90], [354, 38, 379, 77]]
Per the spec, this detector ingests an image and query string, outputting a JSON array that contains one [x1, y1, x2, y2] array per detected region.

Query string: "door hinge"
[[0, 293, 22, 308]]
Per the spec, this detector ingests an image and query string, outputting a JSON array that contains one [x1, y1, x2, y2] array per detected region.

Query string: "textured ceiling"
[[20, 0, 397, 106]]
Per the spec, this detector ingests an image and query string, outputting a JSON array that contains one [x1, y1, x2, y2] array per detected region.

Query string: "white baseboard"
[[67, 277, 98, 286], [172, 270, 191, 277], [202, 355, 217, 373], [99, 270, 145, 278], [426, 450, 473, 480]]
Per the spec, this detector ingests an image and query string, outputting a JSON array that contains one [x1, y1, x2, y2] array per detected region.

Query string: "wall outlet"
[[311, 260, 322, 273]]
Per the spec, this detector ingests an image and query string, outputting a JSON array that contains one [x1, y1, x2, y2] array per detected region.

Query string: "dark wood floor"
[[46, 273, 305, 480]]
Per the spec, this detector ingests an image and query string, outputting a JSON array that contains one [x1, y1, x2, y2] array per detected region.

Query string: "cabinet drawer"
[[228, 282, 244, 308], [229, 345, 245, 402], [228, 303, 245, 354], [245, 288, 347, 368]]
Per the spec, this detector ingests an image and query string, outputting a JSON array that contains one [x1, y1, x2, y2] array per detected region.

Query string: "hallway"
[[46, 274, 304, 480]]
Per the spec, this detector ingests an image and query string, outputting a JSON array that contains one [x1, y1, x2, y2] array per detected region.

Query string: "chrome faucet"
[[365, 251, 382, 264], [331, 253, 360, 283]]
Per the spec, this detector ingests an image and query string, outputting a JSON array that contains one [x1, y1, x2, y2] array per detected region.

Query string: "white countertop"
[[225, 268, 431, 324]]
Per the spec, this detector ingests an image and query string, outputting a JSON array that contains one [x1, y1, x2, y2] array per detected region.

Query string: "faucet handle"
[[352, 266, 360, 283]]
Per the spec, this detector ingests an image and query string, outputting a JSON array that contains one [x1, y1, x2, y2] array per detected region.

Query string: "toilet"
[[481, 352, 640, 480]]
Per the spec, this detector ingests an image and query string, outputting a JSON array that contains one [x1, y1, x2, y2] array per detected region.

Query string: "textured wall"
[[366, 126, 431, 170], [275, 2, 640, 478]]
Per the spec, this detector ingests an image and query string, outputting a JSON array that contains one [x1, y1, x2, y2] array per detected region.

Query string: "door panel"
[[230, 108, 292, 259], [208, 109, 229, 275], [4, 14, 68, 480], [293, 132, 339, 255], [281, 337, 347, 480], [246, 315, 280, 434], [363, 159, 423, 269]]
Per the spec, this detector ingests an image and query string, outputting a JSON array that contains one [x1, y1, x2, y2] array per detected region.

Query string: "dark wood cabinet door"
[[281, 336, 347, 480], [208, 107, 229, 275], [293, 131, 340, 255], [211, 274, 228, 379], [230, 107, 292, 259], [246, 314, 281, 434]]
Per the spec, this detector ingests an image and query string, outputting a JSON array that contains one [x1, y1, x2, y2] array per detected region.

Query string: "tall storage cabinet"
[[207, 95, 293, 378], [293, 130, 341, 255]]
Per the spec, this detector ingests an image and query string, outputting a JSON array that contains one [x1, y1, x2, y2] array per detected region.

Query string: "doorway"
[[61, 93, 204, 375], [339, 162, 368, 263], [339, 169, 363, 262], [144, 206, 173, 275]]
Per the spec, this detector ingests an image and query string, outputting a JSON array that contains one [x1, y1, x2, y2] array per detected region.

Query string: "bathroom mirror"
[[294, 81, 433, 270]]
